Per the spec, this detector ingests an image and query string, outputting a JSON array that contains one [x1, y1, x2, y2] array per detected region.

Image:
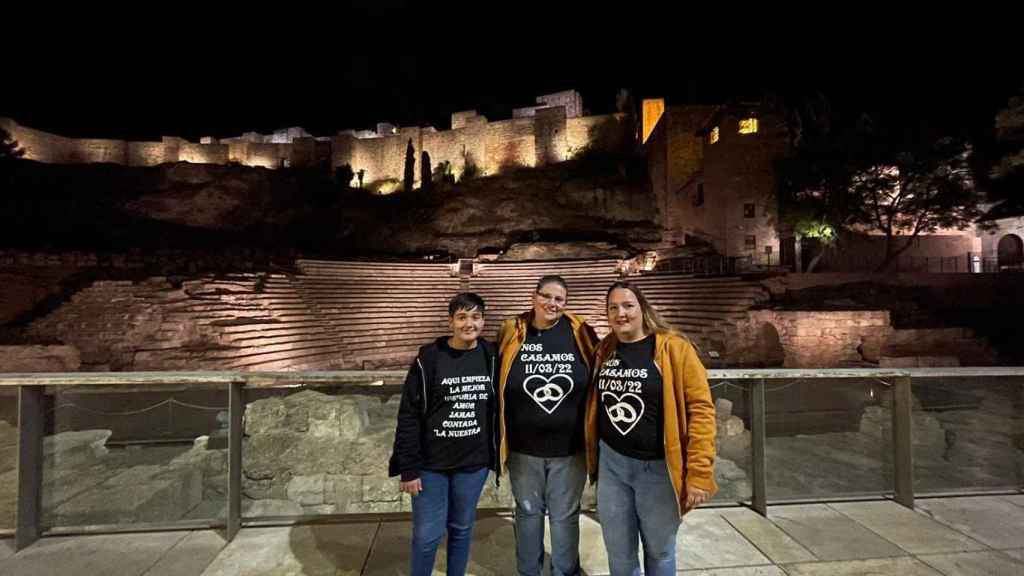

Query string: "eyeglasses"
[[535, 291, 566, 306]]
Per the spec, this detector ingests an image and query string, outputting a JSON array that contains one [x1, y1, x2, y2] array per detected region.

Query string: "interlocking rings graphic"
[[523, 374, 574, 415], [532, 382, 564, 402], [606, 401, 638, 423], [601, 391, 645, 436]]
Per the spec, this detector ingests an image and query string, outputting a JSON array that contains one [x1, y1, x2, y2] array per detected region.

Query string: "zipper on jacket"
[[417, 357, 427, 416], [653, 356, 666, 447], [653, 350, 682, 515], [499, 320, 527, 472], [489, 353, 500, 486]]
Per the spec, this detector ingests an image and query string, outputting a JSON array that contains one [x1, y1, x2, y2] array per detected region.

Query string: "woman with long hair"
[[585, 281, 717, 576]]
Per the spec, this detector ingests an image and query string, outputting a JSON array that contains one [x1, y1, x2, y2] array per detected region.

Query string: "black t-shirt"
[[596, 334, 664, 460], [422, 342, 493, 473], [504, 317, 590, 457]]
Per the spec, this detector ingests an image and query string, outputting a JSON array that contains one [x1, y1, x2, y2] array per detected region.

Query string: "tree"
[[775, 94, 865, 271], [403, 139, 415, 193], [984, 88, 1024, 215], [991, 90, 1024, 183], [334, 164, 355, 188], [777, 94, 987, 271], [420, 150, 432, 192], [615, 88, 641, 150], [851, 138, 984, 270], [433, 160, 455, 185]]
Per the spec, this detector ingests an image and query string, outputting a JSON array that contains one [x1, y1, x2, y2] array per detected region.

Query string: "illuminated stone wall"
[[483, 118, 537, 173], [126, 142, 168, 166], [5, 121, 129, 164], [646, 106, 718, 245], [1, 97, 614, 182], [737, 310, 893, 368], [566, 113, 625, 158]]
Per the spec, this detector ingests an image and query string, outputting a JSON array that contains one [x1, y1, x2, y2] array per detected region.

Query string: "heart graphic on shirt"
[[601, 391, 645, 436], [522, 373, 574, 415]]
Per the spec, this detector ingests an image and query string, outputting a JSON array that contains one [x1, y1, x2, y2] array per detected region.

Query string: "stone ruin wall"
[[2, 90, 624, 189]]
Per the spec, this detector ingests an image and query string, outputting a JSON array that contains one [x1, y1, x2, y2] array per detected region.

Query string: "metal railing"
[[814, 252, 1016, 274], [892, 254, 997, 273], [653, 255, 787, 275], [1, 367, 1021, 551]]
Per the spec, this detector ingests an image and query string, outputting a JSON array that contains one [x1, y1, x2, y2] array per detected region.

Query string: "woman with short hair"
[[389, 292, 499, 576], [497, 275, 599, 576]]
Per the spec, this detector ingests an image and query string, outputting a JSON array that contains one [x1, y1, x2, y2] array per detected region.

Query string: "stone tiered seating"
[[23, 259, 769, 372], [25, 278, 186, 370], [199, 273, 348, 371], [628, 271, 769, 337], [25, 274, 350, 371], [291, 260, 461, 369]]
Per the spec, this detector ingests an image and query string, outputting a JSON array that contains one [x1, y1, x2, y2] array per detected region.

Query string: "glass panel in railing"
[[708, 378, 753, 504], [42, 382, 228, 529], [0, 387, 17, 530], [241, 381, 512, 520], [912, 374, 1023, 494], [764, 377, 893, 501]]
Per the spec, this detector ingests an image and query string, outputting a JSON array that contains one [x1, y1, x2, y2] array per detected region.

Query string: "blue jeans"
[[597, 441, 681, 576], [410, 467, 489, 576], [507, 451, 587, 576]]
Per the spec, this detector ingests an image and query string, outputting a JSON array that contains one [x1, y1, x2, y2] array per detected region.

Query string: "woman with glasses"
[[496, 275, 600, 576]]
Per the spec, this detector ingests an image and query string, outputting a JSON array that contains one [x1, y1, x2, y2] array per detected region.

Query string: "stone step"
[[202, 341, 350, 363]]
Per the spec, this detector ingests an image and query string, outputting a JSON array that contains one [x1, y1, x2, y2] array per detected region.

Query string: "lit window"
[[642, 98, 665, 144], [709, 126, 720, 144], [739, 118, 758, 134]]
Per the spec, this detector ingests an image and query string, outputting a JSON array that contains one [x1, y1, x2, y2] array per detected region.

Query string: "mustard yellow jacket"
[[585, 331, 718, 516], [496, 311, 600, 472]]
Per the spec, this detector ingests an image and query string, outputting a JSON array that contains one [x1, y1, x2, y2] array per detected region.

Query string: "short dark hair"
[[448, 292, 486, 316], [535, 275, 568, 294]]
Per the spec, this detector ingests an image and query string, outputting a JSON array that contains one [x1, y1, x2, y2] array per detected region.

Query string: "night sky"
[[3, 9, 1019, 146]]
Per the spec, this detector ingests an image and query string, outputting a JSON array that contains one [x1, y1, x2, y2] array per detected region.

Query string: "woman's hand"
[[685, 486, 710, 512], [399, 478, 422, 496]]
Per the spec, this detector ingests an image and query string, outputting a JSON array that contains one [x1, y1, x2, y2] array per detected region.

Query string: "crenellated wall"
[[1, 90, 622, 190]]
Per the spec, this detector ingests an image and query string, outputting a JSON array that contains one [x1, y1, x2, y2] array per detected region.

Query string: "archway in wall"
[[997, 234, 1023, 270], [755, 322, 785, 367]]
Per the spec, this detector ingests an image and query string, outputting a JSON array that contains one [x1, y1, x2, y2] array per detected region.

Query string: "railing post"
[[227, 381, 244, 540], [750, 378, 768, 516], [892, 375, 914, 509], [16, 385, 45, 550], [1019, 380, 1024, 491]]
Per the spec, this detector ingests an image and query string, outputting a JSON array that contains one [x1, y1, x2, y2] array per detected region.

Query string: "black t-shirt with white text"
[[596, 334, 664, 460], [505, 318, 590, 457], [422, 342, 493, 473]]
